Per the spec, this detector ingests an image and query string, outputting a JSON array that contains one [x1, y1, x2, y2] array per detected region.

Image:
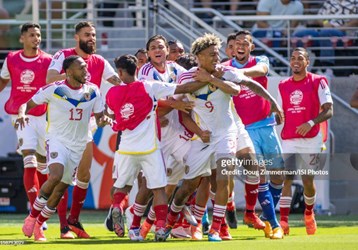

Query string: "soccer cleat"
[[125, 206, 134, 229], [34, 222, 46, 242], [263, 221, 273, 238], [190, 223, 203, 240], [22, 215, 36, 237], [128, 228, 144, 241], [202, 222, 210, 235], [183, 205, 198, 226], [139, 220, 153, 239], [226, 209, 238, 229], [112, 207, 125, 237], [280, 220, 290, 235], [219, 224, 232, 240], [68, 220, 90, 238], [60, 226, 75, 239], [304, 212, 317, 235], [154, 227, 170, 242], [42, 221, 48, 231], [243, 212, 266, 230], [171, 226, 191, 239], [270, 227, 284, 239], [208, 229, 222, 242], [104, 205, 114, 232]]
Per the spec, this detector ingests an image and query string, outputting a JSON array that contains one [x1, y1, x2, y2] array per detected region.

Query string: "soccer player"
[[223, 30, 284, 238], [134, 48, 148, 72], [225, 32, 237, 60], [106, 54, 208, 241], [46, 21, 120, 239], [0, 22, 51, 216], [20, 55, 112, 242], [166, 33, 283, 242], [168, 40, 185, 61], [126, 35, 193, 240], [278, 47, 333, 235]]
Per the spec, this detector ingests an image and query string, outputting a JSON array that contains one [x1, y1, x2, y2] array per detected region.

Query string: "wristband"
[[308, 120, 315, 127]]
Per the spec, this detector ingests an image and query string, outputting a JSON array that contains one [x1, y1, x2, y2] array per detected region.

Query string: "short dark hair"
[[226, 33, 236, 45], [20, 23, 41, 34], [176, 53, 198, 70], [146, 35, 168, 51], [63, 55, 81, 72], [75, 21, 95, 34], [114, 54, 138, 76], [293, 47, 309, 60], [134, 48, 147, 57], [235, 30, 253, 42]]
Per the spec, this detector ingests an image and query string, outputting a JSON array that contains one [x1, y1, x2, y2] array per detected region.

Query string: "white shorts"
[[164, 141, 191, 185], [87, 116, 98, 143], [282, 138, 324, 171], [184, 133, 237, 180], [236, 121, 254, 152], [46, 138, 84, 185], [113, 149, 167, 189], [12, 114, 46, 156]]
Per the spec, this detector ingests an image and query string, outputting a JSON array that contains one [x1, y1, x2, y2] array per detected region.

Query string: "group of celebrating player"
[[0, 20, 333, 243]]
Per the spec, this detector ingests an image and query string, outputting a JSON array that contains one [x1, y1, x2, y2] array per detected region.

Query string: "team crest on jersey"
[[120, 103, 134, 120], [84, 92, 91, 101], [20, 69, 35, 84], [50, 152, 58, 159], [290, 90, 303, 105]]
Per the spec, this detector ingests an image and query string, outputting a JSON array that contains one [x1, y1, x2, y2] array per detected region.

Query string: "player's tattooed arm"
[[106, 75, 122, 85]]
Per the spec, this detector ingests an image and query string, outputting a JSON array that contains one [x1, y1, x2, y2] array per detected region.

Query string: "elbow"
[[350, 101, 358, 109], [45, 76, 51, 84], [231, 86, 241, 96]]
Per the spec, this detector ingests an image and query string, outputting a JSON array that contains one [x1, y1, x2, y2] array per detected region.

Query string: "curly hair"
[[191, 33, 222, 56]]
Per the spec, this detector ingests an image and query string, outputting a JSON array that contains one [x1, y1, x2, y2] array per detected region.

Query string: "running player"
[[46, 21, 120, 239], [20, 55, 111, 242]]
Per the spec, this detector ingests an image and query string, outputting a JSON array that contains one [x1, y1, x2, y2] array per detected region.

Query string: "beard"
[[79, 39, 96, 54]]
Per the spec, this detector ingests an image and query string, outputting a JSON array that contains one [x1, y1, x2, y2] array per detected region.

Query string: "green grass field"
[[1, 211, 358, 250]]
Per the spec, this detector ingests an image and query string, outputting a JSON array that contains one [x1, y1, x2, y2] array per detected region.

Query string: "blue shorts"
[[247, 126, 284, 169]]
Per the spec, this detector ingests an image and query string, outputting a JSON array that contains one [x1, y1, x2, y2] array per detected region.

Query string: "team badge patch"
[[185, 165, 190, 174], [50, 152, 58, 159], [84, 92, 91, 101], [120, 103, 134, 120]]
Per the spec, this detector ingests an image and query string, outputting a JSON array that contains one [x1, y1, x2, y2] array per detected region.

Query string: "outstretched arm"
[[46, 69, 66, 84]]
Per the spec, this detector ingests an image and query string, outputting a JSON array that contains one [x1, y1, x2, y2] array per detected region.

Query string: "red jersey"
[[4, 50, 52, 116], [279, 72, 327, 140], [106, 81, 153, 131], [53, 48, 105, 87], [225, 56, 271, 125]]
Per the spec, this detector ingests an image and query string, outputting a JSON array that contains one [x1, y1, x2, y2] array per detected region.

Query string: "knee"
[[48, 173, 62, 186]]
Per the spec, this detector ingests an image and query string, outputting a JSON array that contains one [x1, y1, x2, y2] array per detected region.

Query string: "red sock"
[[154, 204, 168, 229], [23, 168, 39, 207], [57, 190, 69, 228], [226, 192, 235, 211], [305, 204, 314, 215], [36, 171, 48, 188], [37, 206, 56, 226], [245, 182, 259, 211], [211, 215, 222, 232], [120, 195, 129, 212], [68, 185, 88, 223], [211, 204, 226, 231], [112, 192, 127, 212]]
